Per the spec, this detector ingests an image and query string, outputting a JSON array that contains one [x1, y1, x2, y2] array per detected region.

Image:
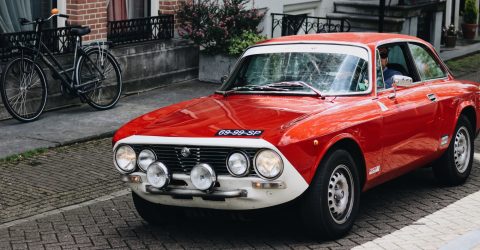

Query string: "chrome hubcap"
[[454, 126, 471, 173], [327, 164, 354, 224]]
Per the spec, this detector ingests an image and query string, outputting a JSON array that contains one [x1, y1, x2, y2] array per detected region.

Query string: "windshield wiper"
[[265, 81, 323, 97], [219, 85, 289, 97]]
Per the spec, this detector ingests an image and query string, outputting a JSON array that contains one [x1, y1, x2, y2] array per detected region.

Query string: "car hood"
[[115, 94, 333, 144]]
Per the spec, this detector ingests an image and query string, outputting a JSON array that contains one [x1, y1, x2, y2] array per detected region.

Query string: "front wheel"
[[433, 115, 474, 186], [301, 149, 360, 239], [0, 57, 47, 122], [75, 48, 122, 110]]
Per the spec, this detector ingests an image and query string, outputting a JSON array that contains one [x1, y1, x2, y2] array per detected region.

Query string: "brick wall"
[[66, 0, 108, 41], [159, 0, 186, 29]]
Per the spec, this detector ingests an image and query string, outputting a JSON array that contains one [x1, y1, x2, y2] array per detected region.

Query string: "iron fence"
[[107, 15, 174, 45], [271, 13, 350, 37], [0, 26, 79, 62]]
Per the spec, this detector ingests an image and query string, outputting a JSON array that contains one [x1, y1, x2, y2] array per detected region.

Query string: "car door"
[[407, 42, 450, 151], [375, 43, 439, 175]]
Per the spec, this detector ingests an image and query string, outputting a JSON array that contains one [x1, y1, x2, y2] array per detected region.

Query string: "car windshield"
[[223, 44, 370, 95]]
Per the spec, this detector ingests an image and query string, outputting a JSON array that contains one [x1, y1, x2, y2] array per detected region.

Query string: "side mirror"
[[392, 75, 413, 87], [220, 75, 228, 84], [388, 75, 413, 99]]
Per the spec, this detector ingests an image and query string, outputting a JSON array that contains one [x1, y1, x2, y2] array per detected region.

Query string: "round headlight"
[[146, 162, 170, 188], [254, 149, 284, 179], [114, 145, 136, 173], [226, 152, 250, 176], [190, 163, 216, 190], [138, 149, 156, 171]]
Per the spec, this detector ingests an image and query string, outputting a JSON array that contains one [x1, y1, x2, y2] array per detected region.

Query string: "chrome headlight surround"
[[190, 163, 217, 191], [254, 149, 284, 180], [137, 149, 157, 171], [226, 151, 250, 177], [146, 161, 171, 189], [114, 145, 137, 173]]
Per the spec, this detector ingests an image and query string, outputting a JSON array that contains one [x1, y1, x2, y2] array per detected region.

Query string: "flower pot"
[[199, 53, 238, 83], [462, 23, 478, 39], [445, 35, 457, 48]]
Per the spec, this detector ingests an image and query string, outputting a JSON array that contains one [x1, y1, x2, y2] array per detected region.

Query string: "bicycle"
[[0, 9, 122, 122]]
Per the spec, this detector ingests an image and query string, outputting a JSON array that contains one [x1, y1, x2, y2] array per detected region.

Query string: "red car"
[[112, 33, 479, 239]]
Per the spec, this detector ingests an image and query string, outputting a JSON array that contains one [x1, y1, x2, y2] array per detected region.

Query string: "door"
[[375, 42, 439, 173]]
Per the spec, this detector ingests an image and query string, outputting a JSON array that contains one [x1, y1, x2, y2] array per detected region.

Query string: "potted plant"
[[445, 24, 458, 48], [462, 0, 478, 39], [178, 0, 265, 83]]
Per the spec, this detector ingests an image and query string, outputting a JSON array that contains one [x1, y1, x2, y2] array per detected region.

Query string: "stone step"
[[326, 12, 405, 32], [334, 1, 430, 18]]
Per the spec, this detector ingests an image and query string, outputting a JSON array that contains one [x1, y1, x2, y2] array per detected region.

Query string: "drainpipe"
[[379, 0, 386, 32]]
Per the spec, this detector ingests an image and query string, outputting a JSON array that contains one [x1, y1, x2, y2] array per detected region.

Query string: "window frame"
[[376, 42, 422, 92], [218, 42, 374, 97]]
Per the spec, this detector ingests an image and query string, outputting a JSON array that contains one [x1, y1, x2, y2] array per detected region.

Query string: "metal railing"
[[271, 13, 350, 37], [0, 26, 79, 62], [107, 15, 174, 45]]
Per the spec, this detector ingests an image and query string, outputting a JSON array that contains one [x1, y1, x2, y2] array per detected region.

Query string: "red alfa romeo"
[[112, 33, 479, 239]]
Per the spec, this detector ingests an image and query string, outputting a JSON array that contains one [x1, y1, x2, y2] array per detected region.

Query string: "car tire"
[[301, 149, 360, 239], [132, 191, 180, 225], [433, 115, 474, 186]]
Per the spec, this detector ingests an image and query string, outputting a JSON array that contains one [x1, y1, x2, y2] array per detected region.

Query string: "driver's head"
[[379, 47, 389, 68]]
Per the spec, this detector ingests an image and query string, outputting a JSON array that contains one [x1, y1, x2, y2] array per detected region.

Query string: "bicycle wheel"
[[75, 48, 122, 110], [0, 57, 47, 122]]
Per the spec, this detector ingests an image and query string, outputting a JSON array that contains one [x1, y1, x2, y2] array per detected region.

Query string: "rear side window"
[[408, 43, 446, 81]]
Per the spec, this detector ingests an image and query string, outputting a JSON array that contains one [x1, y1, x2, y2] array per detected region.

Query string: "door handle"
[[427, 93, 437, 102]]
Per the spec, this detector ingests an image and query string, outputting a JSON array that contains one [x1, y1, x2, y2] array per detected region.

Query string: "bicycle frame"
[[19, 23, 108, 95]]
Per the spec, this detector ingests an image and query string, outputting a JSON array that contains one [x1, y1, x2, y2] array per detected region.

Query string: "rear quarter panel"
[[428, 79, 479, 147]]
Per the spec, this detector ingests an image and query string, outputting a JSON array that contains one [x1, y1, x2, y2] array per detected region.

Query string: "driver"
[[379, 47, 402, 88]]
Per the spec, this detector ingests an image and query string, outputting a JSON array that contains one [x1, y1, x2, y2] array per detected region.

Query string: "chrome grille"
[[131, 145, 258, 176]]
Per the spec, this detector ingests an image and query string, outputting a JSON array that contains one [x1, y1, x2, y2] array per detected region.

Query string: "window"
[[376, 50, 385, 90], [378, 43, 416, 88], [227, 45, 370, 95], [0, 0, 56, 33], [408, 43, 446, 81], [107, 0, 151, 21]]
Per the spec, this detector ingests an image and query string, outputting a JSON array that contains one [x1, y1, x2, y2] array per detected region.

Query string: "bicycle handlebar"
[[19, 13, 69, 26]]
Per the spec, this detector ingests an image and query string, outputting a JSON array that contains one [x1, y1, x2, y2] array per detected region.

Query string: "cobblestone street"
[[0, 136, 479, 249]]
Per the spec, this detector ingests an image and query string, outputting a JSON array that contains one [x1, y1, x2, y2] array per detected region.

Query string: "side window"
[[376, 50, 385, 90], [408, 43, 446, 81]]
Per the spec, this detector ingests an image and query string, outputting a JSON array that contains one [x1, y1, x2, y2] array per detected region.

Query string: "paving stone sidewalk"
[[0, 138, 122, 224], [0, 136, 479, 249]]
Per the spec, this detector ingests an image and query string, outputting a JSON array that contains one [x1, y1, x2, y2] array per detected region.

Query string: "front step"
[[334, 1, 431, 18], [326, 12, 405, 33]]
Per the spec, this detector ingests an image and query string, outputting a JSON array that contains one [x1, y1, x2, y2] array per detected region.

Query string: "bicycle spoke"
[[2, 58, 47, 121]]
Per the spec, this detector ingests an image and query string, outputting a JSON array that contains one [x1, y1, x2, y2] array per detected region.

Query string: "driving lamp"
[[190, 163, 217, 190], [146, 162, 170, 188], [114, 145, 136, 173], [254, 149, 284, 179], [138, 149, 156, 171], [226, 152, 250, 176]]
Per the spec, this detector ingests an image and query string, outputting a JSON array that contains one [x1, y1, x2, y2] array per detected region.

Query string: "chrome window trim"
[[217, 42, 374, 97]]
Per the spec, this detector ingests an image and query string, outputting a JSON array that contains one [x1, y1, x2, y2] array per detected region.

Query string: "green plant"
[[446, 24, 459, 36], [464, 0, 478, 24], [227, 30, 266, 56], [0, 148, 47, 164], [177, 0, 265, 55]]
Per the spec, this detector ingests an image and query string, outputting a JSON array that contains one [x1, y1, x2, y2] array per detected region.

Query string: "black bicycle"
[[0, 9, 122, 122]]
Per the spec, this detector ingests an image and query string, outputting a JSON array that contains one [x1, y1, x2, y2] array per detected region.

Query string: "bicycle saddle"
[[70, 27, 91, 36]]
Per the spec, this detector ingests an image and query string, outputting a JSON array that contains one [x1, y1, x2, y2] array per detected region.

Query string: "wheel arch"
[[315, 135, 367, 190], [459, 105, 476, 135]]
